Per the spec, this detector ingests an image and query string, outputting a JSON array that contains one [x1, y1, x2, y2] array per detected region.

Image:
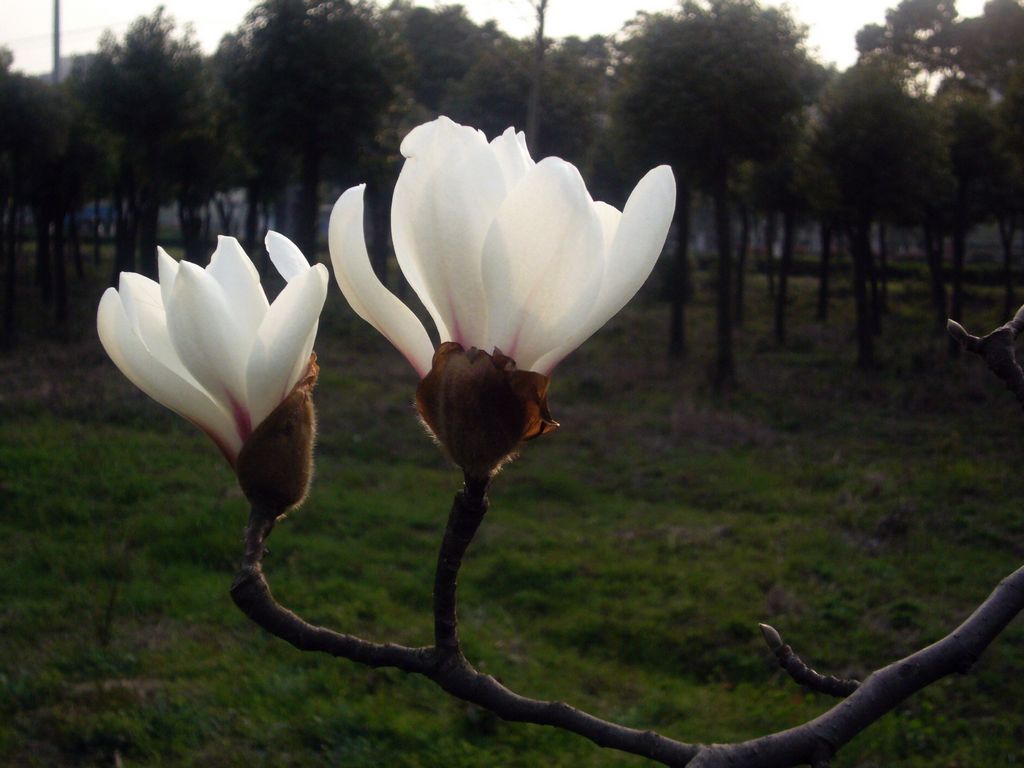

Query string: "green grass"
[[2, 251, 1024, 766]]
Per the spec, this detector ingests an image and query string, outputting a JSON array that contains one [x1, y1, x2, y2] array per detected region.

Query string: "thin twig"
[[948, 304, 1024, 411], [689, 565, 1024, 767], [759, 623, 860, 698]]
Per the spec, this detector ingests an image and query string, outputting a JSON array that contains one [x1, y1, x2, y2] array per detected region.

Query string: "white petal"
[[533, 165, 676, 374], [157, 247, 179, 309], [265, 230, 310, 282], [480, 157, 605, 371], [490, 127, 535, 189], [118, 272, 198, 387], [166, 261, 251, 436], [594, 201, 622, 255], [392, 116, 507, 347], [97, 288, 242, 461], [329, 185, 434, 377], [206, 236, 269, 337], [246, 264, 329, 429]]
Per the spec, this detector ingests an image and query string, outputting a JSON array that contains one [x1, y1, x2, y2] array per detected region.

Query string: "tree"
[[936, 82, 1001, 331], [0, 66, 60, 343], [76, 10, 206, 279], [955, 0, 1024, 91], [616, 0, 809, 387], [996, 66, 1024, 315], [816, 59, 944, 367], [217, 0, 394, 260], [856, 0, 959, 78], [442, 30, 608, 169], [169, 60, 227, 264], [747, 62, 828, 342], [525, 0, 549, 152], [389, 2, 488, 114]]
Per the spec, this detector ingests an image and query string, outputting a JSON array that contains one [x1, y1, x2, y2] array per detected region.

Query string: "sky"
[[0, 0, 988, 77]]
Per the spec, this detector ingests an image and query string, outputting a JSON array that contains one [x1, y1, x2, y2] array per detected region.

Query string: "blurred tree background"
[[3, 1, 1024, 765], [1, 0, 1022, 383]]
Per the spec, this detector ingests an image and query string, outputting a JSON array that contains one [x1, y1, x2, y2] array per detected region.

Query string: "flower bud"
[[415, 342, 558, 476], [236, 356, 319, 515]]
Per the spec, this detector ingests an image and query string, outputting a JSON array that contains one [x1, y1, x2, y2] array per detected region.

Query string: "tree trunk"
[[950, 181, 968, 328], [774, 206, 795, 345], [763, 212, 776, 298], [923, 217, 948, 334], [668, 183, 691, 359], [112, 168, 138, 284], [54, 206, 69, 334], [216, 194, 236, 236], [136, 143, 164, 278], [137, 199, 159, 279], [712, 168, 735, 391], [526, 0, 547, 153], [2, 198, 17, 348], [70, 209, 83, 280], [202, 201, 212, 255], [866, 237, 881, 337], [35, 206, 52, 304], [245, 183, 261, 260], [178, 199, 205, 263], [734, 203, 749, 327], [850, 216, 874, 369], [367, 181, 391, 286], [296, 144, 321, 262], [877, 222, 888, 314], [92, 198, 102, 267], [816, 219, 833, 322], [997, 212, 1017, 319]]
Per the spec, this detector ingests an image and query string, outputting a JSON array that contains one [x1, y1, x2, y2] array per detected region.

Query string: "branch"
[[690, 565, 1024, 767], [759, 624, 860, 698], [948, 304, 1024, 411], [231, 480, 700, 767], [232, 477, 1024, 767]]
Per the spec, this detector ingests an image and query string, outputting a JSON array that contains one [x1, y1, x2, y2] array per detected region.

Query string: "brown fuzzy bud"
[[236, 355, 319, 515], [415, 342, 558, 476]]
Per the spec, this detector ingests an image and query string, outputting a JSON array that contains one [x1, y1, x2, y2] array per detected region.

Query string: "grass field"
[[2, 248, 1023, 767]]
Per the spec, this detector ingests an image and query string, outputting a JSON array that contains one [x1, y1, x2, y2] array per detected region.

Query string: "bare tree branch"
[[231, 480, 701, 767], [948, 303, 1024, 410], [759, 623, 860, 698], [690, 566, 1024, 767], [232, 479, 1024, 767]]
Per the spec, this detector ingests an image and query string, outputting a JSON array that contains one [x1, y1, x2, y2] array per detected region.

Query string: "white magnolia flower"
[[329, 115, 676, 379], [97, 233, 329, 466]]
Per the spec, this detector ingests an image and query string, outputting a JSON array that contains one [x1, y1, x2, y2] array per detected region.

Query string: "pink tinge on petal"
[[227, 393, 254, 445], [200, 425, 240, 467], [447, 295, 466, 347]]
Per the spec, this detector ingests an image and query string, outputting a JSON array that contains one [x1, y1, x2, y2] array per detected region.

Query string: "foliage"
[[215, 0, 396, 257], [955, 0, 1024, 90], [856, 0, 959, 77], [76, 8, 207, 278], [615, 0, 810, 183], [815, 58, 944, 223]]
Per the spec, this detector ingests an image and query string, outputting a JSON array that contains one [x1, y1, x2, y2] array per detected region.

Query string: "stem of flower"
[[432, 472, 490, 657]]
